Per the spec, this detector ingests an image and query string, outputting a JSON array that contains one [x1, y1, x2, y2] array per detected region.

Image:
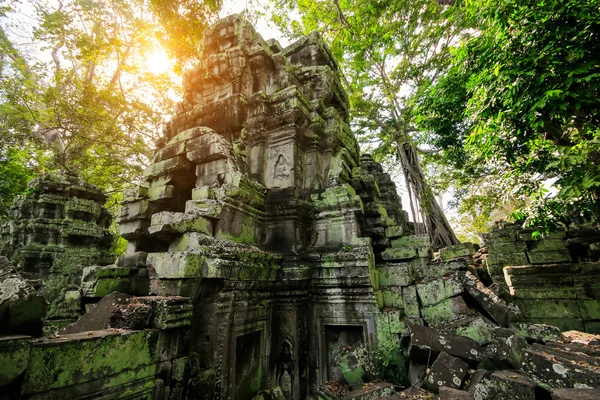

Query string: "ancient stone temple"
[[0, 172, 114, 332], [2, 14, 600, 400], [118, 14, 414, 398]]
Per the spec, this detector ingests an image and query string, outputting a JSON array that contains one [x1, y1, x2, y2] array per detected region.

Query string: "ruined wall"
[[3, 15, 600, 400], [0, 173, 114, 332], [483, 221, 600, 332]]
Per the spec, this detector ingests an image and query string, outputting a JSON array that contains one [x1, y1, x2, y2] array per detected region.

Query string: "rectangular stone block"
[[439, 243, 477, 261], [408, 324, 485, 362], [143, 155, 193, 179], [149, 211, 213, 236], [423, 352, 468, 393], [148, 184, 175, 201], [382, 287, 404, 309], [184, 200, 224, 219], [381, 247, 417, 261], [390, 234, 430, 248], [485, 252, 528, 267], [118, 220, 149, 239], [528, 239, 568, 252], [527, 251, 572, 264], [117, 252, 148, 268], [166, 126, 211, 146], [421, 296, 469, 327], [153, 141, 186, 163], [402, 286, 421, 318], [377, 263, 414, 287], [119, 200, 152, 222], [514, 298, 580, 319], [577, 299, 600, 321], [21, 330, 158, 395], [461, 271, 511, 326], [487, 240, 527, 253], [146, 252, 205, 279], [122, 185, 148, 203], [416, 276, 463, 307], [186, 142, 229, 164], [385, 225, 403, 238]]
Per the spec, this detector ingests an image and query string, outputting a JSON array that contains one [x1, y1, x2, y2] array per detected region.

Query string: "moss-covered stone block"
[[143, 155, 193, 180], [421, 296, 469, 327], [527, 251, 572, 264], [385, 226, 403, 238], [439, 243, 477, 261], [528, 239, 568, 252], [402, 286, 420, 318], [416, 276, 463, 307], [148, 184, 175, 202], [147, 252, 205, 279], [487, 240, 527, 254], [382, 287, 404, 309], [377, 263, 414, 287], [514, 298, 581, 319], [390, 234, 430, 248], [381, 247, 417, 261], [21, 330, 159, 395], [0, 335, 31, 387]]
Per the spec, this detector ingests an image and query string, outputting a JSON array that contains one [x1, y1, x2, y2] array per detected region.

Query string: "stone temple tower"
[[118, 14, 413, 399]]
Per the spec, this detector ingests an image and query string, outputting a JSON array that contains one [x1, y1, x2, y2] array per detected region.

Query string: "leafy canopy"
[[416, 0, 600, 230]]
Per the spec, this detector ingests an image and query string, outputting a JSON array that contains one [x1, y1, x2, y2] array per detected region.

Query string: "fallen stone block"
[[440, 243, 477, 262], [342, 381, 395, 400], [423, 352, 469, 393], [461, 271, 512, 326], [440, 387, 474, 400], [416, 274, 463, 307], [0, 335, 31, 387], [0, 258, 45, 335], [511, 323, 563, 343], [521, 343, 600, 388], [552, 388, 600, 399], [59, 292, 132, 334], [439, 315, 497, 346], [421, 295, 470, 327], [483, 327, 528, 369], [468, 370, 542, 400], [408, 324, 485, 363]]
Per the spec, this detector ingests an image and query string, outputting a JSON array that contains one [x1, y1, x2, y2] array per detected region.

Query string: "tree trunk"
[[396, 140, 459, 249]]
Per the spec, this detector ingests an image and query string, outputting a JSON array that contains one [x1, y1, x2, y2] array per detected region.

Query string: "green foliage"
[[0, 0, 220, 193], [417, 0, 600, 233], [149, 0, 221, 72], [0, 147, 44, 218]]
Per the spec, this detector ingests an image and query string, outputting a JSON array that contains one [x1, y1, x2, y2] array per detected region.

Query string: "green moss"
[[0, 337, 31, 386], [22, 330, 158, 394]]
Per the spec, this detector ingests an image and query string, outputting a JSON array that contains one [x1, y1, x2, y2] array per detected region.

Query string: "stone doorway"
[[234, 330, 263, 400]]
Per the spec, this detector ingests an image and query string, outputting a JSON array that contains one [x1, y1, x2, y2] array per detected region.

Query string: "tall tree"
[[266, 0, 472, 248], [416, 0, 600, 231], [0, 0, 220, 193]]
